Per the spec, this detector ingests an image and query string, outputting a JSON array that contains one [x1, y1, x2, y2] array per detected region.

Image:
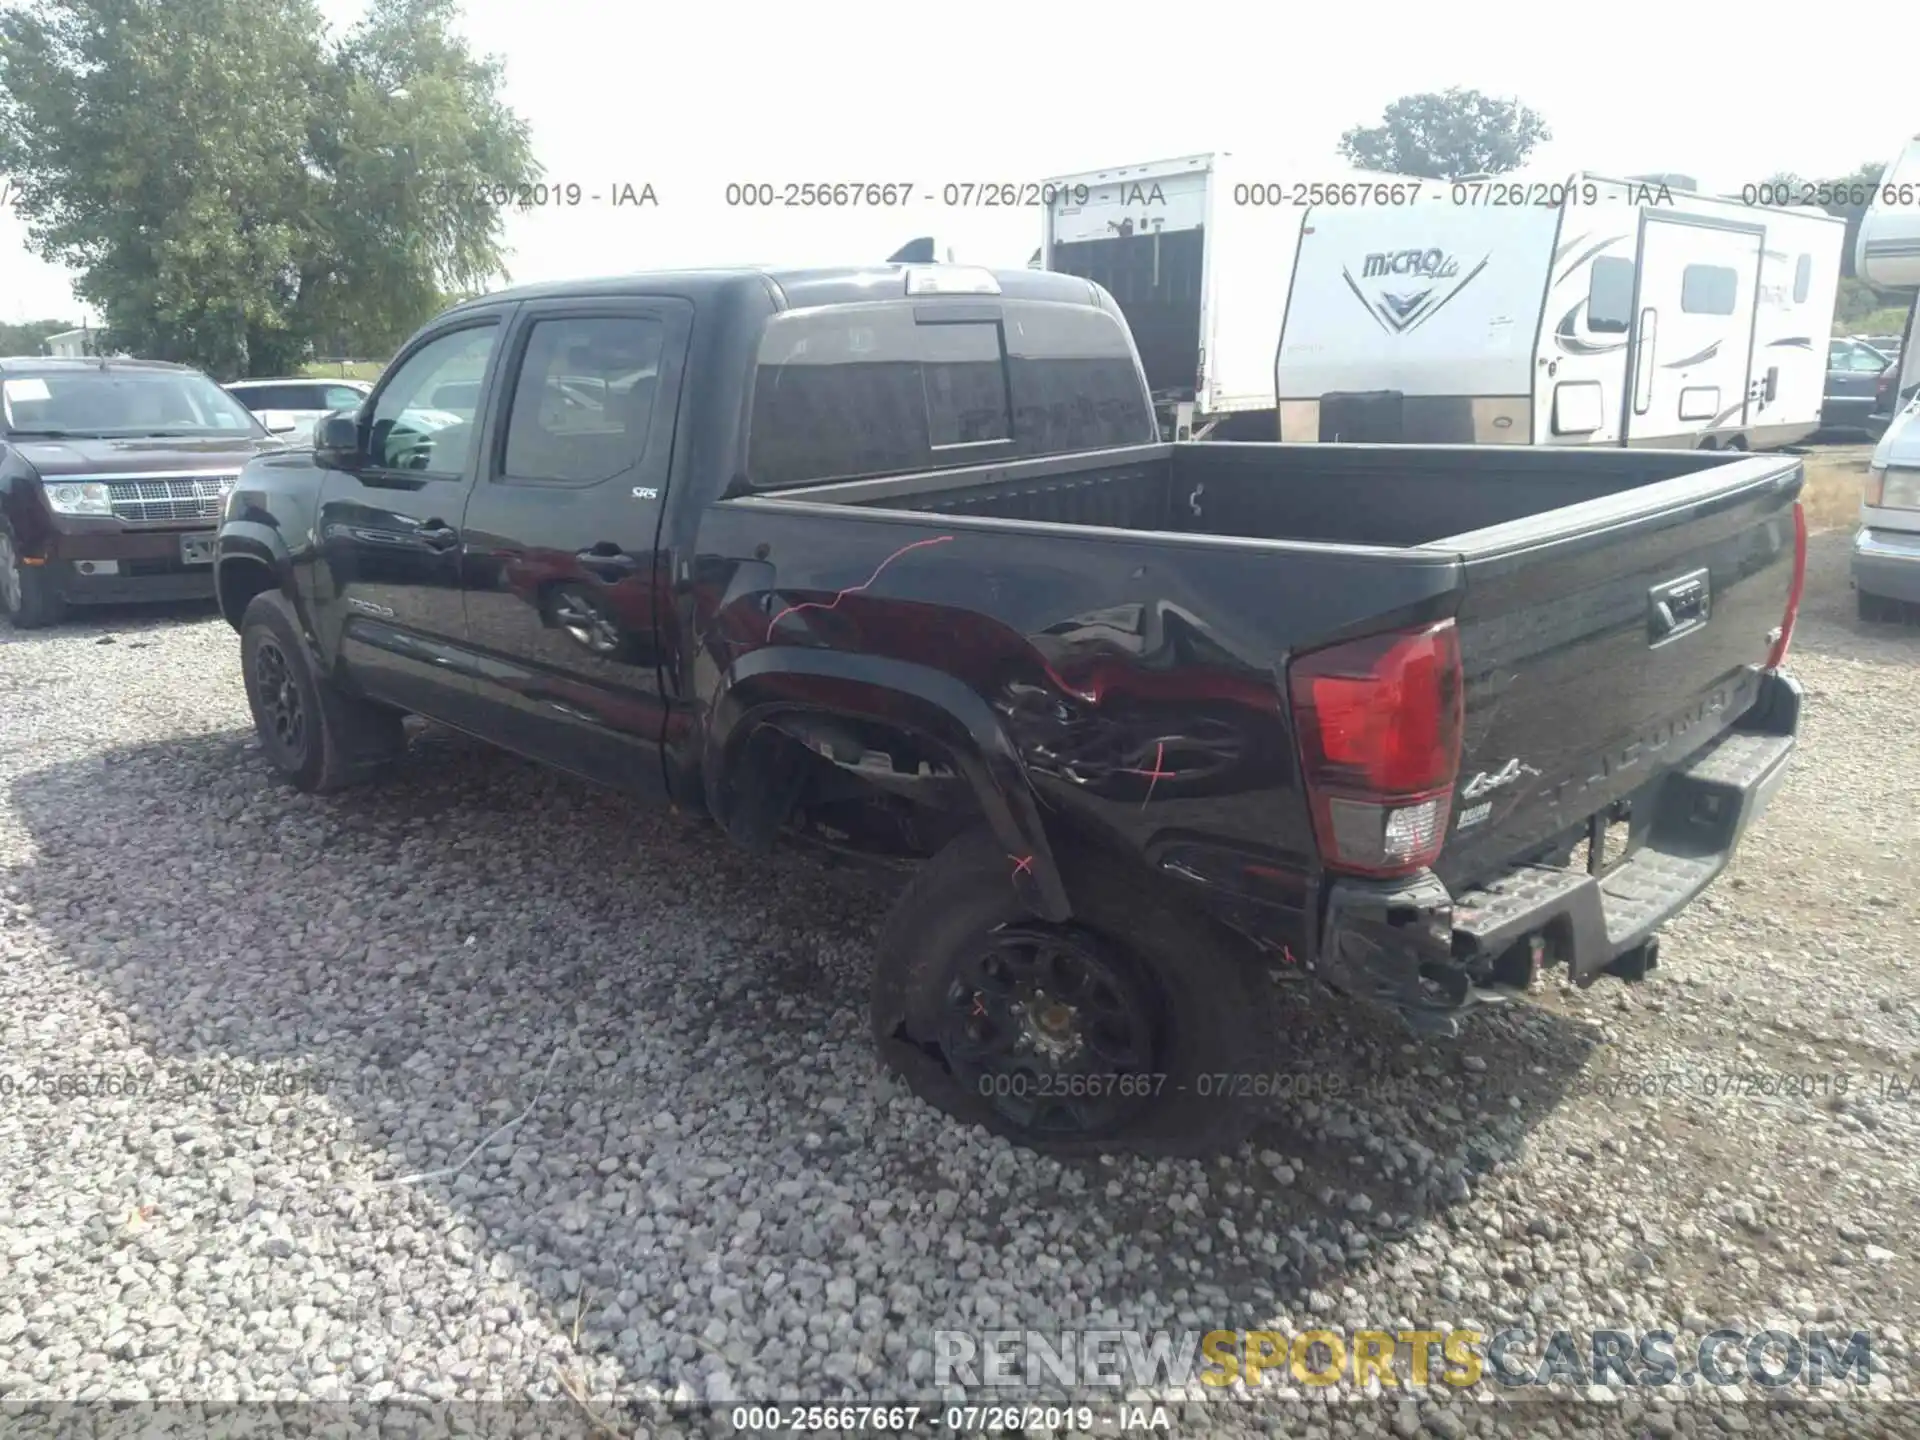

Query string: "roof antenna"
[[887, 237, 938, 264]]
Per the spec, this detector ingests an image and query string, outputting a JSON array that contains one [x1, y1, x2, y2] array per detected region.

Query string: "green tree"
[[1749, 171, 1806, 201], [1816, 160, 1890, 280], [1338, 89, 1551, 180], [0, 317, 79, 354], [0, 0, 533, 379]]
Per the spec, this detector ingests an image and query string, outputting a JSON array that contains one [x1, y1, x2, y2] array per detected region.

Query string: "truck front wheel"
[[871, 828, 1278, 1156], [240, 591, 406, 793]]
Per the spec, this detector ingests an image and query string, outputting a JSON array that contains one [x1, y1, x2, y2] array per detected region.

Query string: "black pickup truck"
[[214, 263, 1806, 1155]]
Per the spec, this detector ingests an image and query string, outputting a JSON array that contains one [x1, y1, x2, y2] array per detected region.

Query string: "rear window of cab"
[[744, 299, 1154, 489]]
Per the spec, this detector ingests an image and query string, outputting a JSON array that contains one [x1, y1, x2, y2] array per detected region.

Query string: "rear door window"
[[746, 299, 1151, 487], [500, 315, 668, 484], [233, 384, 296, 410]]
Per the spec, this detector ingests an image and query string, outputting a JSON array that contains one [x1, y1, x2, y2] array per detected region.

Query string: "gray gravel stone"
[[0, 532, 1914, 1439]]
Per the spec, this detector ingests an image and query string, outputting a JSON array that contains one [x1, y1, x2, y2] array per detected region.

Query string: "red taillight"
[[1765, 501, 1807, 670], [1287, 620, 1465, 878]]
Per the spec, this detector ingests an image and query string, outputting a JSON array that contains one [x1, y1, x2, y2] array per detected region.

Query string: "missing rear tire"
[[871, 828, 1278, 1156]]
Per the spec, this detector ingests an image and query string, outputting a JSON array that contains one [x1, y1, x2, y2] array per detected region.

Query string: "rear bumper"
[[1315, 669, 1800, 1034], [1852, 525, 1920, 604]]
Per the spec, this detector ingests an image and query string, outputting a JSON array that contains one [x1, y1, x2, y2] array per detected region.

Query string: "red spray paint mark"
[[1121, 741, 1174, 810], [1040, 658, 1098, 704], [764, 535, 956, 642], [1008, 853, 1034, 880]]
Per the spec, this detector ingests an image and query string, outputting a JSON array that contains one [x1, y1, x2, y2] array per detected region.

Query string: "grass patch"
[[1801, 445, 1873, 531], [1833, 306, 1910, 340], [296, 359, 385, 381]]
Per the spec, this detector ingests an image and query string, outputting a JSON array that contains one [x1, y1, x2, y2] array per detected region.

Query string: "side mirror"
[[265, 415, 298, 435], [314, 411, 363, 470]]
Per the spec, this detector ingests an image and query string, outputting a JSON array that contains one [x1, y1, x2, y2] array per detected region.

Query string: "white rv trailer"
[[1275, 174, 1845, 450], [1035, 153, 1414, 439], [1855, 134, 1920, 410]]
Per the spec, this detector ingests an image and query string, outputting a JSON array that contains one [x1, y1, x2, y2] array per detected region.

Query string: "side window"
[[1792, 254, 1812, 305], [368, 325, 498, 474], [1829, 342, 1849, 368], [323, 385, 367, 410], [1851, 349, 1889, 373], [1680, 265, 1737, 316], [920, 322, 1011, 447], [501, 315, 668, 484], [1587, 257, 1634, 334]]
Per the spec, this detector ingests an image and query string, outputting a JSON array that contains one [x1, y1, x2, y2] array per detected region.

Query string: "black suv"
[[0, 357, 287, 628]]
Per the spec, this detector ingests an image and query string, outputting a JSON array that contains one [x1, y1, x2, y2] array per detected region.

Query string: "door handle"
[[576, 545, 639, 578], [417, 521, 460, 551]]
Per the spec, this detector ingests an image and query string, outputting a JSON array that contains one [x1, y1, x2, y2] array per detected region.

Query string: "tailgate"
[[1433, 453, 1802, 890]]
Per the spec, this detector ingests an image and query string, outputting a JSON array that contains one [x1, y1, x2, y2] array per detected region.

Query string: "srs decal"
[[1342, 247, 1492, 335]]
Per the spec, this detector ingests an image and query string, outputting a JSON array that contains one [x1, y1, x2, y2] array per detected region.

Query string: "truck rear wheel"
[[0, 524, 65, 629], [240, 591, 406, 793], [872, 828, 1278, 1156]]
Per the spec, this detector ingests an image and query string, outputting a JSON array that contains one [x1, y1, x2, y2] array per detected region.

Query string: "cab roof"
[[445, 264, 1105, 314]]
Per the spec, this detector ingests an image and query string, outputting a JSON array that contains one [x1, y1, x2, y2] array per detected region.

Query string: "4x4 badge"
[[1461, 758, 1541, 800]]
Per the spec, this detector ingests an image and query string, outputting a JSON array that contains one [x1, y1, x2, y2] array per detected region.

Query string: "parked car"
[[214, 264, 1806, 1155], [1853, 390, 1920, 621], [224, 377, 374, 446], [0, 357, 288, 628], [1853, 333, 1903, 363], [1823, 339, 1893, 435]]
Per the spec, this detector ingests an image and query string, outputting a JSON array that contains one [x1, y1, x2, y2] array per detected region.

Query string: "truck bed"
[[773, 440, 1740, 550], [755, 440, 1803, 913]]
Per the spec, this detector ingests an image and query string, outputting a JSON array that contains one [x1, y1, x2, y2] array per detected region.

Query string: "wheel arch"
[[0, 473, 53, 552], [216, 524, 295, 632], [706, 648, 1071, 921]]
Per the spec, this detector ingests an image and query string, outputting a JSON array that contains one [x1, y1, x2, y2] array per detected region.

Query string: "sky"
[[4, 0, 1916, 327]]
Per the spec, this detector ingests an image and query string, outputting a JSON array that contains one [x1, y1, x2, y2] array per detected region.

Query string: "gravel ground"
[[0, 526, 1916, 1440]]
